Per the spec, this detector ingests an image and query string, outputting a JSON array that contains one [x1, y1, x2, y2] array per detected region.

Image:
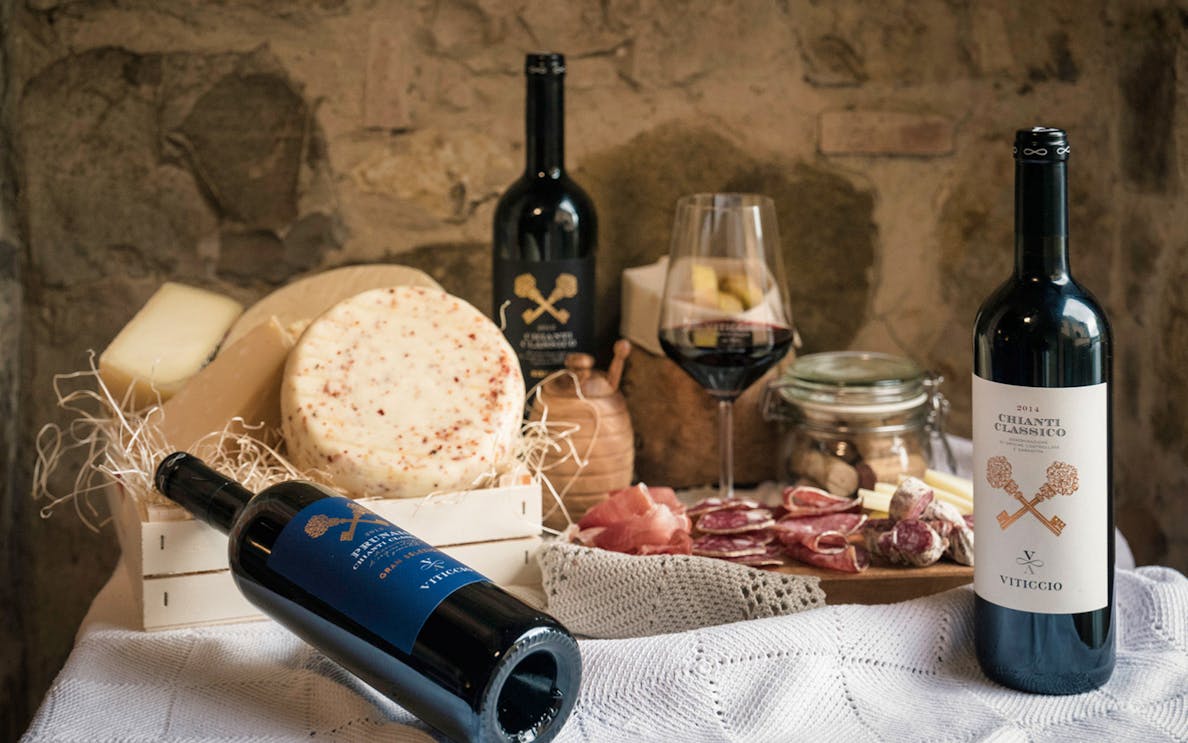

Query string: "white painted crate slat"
[[136, 536, 544, 631], [106, 474, 546, 630]]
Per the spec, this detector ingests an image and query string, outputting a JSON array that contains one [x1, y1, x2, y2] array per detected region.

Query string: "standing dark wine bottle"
[[154, 453, 581, 742], [972, 127, 1115, 694], [493, 52, 597, 386]]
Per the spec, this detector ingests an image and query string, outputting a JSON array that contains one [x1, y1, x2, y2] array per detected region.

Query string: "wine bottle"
[[972, 127, 1115, 694], [493, 52, 597, 387], [154, 452, 581, 742]]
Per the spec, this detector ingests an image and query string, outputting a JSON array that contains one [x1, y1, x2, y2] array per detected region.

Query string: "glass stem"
[[717, 398, 734, 499]]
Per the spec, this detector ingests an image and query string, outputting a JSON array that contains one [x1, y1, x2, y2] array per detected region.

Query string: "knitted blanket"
[[23, 561, 1187, 742]]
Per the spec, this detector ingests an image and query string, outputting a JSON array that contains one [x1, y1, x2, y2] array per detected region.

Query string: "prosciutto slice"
[[573, 483, 692, 555], [781, 485, 862, 518], [784, 541, 870, 573]]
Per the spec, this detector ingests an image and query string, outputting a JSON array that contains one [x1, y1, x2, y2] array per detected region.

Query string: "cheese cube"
[[159, 316, 295, 455], [99, 283, 243, 409]]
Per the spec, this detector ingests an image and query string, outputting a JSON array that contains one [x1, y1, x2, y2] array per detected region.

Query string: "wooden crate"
[[106, 473, 544, 630]]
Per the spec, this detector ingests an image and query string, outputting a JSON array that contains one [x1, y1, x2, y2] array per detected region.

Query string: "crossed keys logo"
[[514, 273, 578, 325], [985, 456, 1079, 537], [304, 502, 389, 542]]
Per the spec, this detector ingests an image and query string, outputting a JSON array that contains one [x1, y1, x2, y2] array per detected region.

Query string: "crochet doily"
[[539, 541, 826, 638]]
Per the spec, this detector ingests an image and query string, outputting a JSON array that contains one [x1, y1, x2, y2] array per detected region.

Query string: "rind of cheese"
[[159, 316, 295, 455], [99, 282, 243, 409], [223, 264, 441, 349], [282, 287, 524, 498]]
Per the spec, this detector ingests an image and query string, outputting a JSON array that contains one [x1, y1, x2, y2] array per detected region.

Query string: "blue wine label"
[[494, 256, 595, 385], [972, 376, 1109, 614], [268, 497, 489, 653]]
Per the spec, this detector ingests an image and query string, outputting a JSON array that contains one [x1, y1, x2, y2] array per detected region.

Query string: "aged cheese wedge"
[[159, 317, 295, 455], [282, 287, 524, 498], [223, 264, 441, 349], [99, 282, 243, 409]]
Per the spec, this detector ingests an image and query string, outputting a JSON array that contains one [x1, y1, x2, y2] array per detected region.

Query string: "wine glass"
[[658, 193, 793, 499]]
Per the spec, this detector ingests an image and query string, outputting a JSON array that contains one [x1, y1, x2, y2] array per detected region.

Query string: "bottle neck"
[[1014, 160, 1069, 280], [525, 75, 564, 178], [154, 452, 254, 535]]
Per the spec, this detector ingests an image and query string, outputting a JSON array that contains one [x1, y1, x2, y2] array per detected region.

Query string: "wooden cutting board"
[[775, 561, 973, 605]]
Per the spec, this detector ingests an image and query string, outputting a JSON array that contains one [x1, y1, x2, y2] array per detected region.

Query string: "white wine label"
[[972, 375, 1109, 614]]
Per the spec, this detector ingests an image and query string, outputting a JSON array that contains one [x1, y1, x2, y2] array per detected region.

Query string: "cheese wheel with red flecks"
[[281, 286, 524, 498]]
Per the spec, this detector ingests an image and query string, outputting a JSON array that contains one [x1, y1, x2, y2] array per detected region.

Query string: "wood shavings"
[[32, 352, 315, 530]]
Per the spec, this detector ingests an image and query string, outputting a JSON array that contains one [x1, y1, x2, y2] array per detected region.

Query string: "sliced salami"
[[782, 485, 863, 518], [772, 512, 868, 541], [692, 533, 771, 558], [697, 507, 775, 534], [888, 477, 934, 521], [687, 496, 762, 518], [721, 545, 785, 567], [799, 530, 850, 554], [784, 541, 870, 573]]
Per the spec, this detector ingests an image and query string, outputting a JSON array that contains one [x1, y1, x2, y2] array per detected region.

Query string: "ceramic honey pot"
[[530, 341, 634, 530]]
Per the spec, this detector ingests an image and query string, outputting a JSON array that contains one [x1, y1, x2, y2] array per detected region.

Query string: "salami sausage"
[[888, 477, 934, 521], [882, 518, 947, 567]]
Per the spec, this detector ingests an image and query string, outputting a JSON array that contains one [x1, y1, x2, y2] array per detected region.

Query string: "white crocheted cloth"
[[540, 541, 826, 638], [23, 562, 1188, 742]]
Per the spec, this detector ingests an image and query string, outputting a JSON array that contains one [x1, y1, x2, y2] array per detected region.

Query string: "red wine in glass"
[[659, 321, 794, 399]]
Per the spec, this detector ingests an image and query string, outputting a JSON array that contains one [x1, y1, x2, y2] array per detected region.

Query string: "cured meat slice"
[[692, 533, 771, 558], [638, 530, 694, 556], [687, 497, 761, 518], [574, 484, 691, 555], [772, 512, 868, 541], [722, 545, 785, 567], [697, 507, 775, 534], [798, 531, 850, 554], [646, 485, 688, 518], [781, 485, 863, 518], [784, 541, 870, 573], [888, 477, 934, 521], [881, 518, 948, 567]]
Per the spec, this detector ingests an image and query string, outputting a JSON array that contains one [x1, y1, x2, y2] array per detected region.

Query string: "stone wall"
[[3, 0, 1187, 734]]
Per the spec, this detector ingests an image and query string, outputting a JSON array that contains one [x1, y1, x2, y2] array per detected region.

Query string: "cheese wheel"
[[282, 287, 524, 498]]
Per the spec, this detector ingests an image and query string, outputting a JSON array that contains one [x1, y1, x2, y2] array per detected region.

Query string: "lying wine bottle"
[[972, 127, 1115, 694], [155, 452, 581, 742]]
